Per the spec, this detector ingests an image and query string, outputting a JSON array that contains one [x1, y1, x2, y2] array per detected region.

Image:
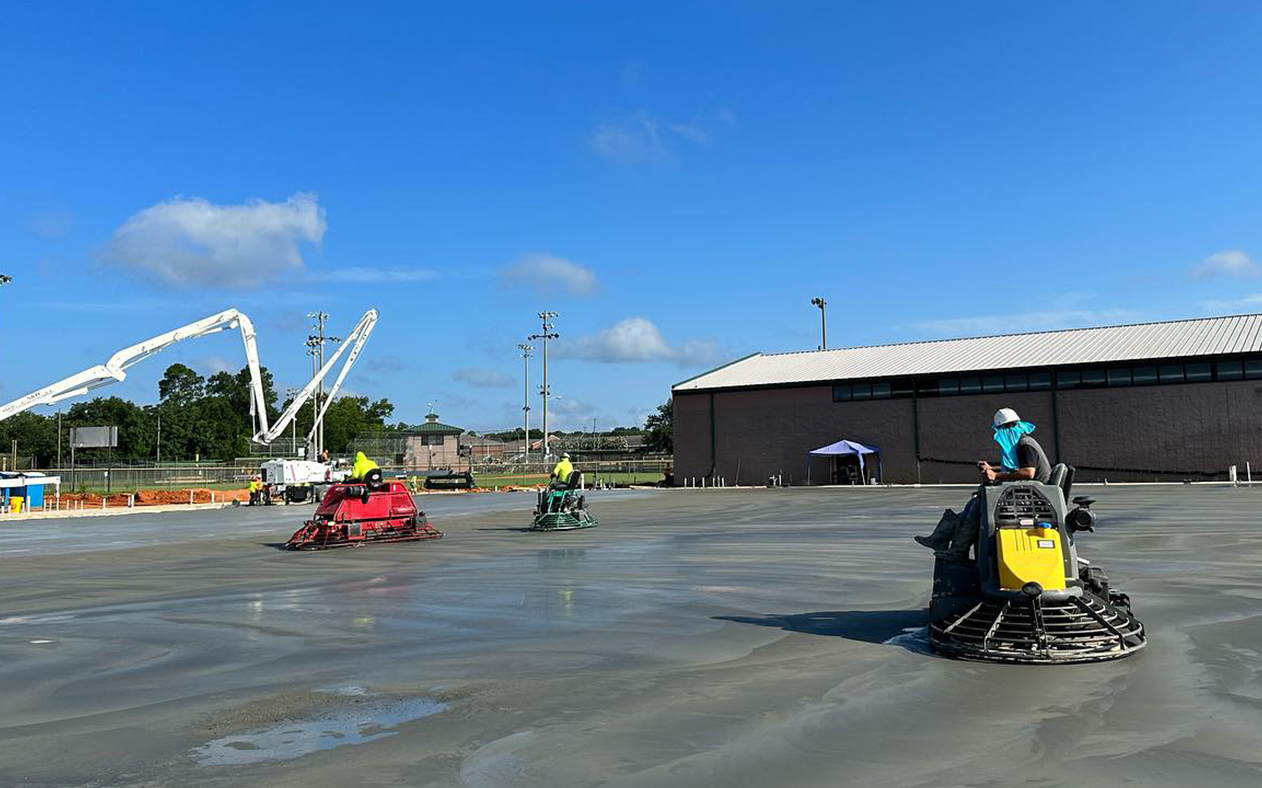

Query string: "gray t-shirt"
[[1016, 434, 1052, 483]]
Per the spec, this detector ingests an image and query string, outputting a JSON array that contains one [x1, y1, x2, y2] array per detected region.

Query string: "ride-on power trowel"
[[928, 463, 1146, 664], [531, 470, 598, 531]]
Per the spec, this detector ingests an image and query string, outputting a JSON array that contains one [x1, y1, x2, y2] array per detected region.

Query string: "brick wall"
[[674, 379, 1262, 484]]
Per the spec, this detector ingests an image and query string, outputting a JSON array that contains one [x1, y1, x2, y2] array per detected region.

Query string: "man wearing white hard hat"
[[914, 407, 1051, 560]]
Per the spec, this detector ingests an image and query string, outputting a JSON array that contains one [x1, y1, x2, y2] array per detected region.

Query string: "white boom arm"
[[0, 308, 380, 449], [0, 308, 271, 435], [259, 309, 378, 445]]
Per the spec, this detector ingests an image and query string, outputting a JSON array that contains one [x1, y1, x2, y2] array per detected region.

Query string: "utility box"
[[24, 473, 45, 508]]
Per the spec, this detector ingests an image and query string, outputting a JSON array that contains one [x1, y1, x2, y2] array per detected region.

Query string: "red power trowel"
[[285, 469, 443, 550]]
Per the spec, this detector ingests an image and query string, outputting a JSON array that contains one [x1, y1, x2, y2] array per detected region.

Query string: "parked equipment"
[[928, 464, 1146, 663], [531, 471, 598, 531], [261, 458, 350, 504], [424, 470, 475, 491], [285, 469, 443, 549]]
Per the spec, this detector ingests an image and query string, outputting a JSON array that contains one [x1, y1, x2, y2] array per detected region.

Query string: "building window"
[[833, 384, 852, 402], [1159, 364, 1183, 383], [1132, 366, 1158, 385], [959, 377, 981, 394], [938, 377, 958, 395], [421, 434, 446, 446], [1246, 359, 1262, 380], [1081, 368, 1106, 387], [891, 379, 914, 397], [1107, 367, 1131, 386], [1056, 370, 1080, 389], [1217, 361, 1244, 381], [1028, 372, 1052, 390], [983, 375, 1004, 393], [1004, 373, 1027, 392], [852, 382, 872, 400], [872, 381, 892, 399], [1186, 362, 1212, 382]]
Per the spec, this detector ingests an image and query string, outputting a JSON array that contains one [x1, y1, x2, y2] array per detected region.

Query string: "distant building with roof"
[[351, 413, 464, 469], [672, 314, 1262, 485], [461, 432, 506, 461]]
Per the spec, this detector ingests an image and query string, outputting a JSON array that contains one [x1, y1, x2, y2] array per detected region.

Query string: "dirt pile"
[[52, 488, 249, 508]]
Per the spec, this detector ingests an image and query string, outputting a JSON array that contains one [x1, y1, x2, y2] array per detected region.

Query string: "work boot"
[[934, 547, 972, 565], [913, 508, 957, 550]]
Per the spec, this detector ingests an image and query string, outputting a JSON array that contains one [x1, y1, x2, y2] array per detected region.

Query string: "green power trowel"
[[530, 471, 599, 531]]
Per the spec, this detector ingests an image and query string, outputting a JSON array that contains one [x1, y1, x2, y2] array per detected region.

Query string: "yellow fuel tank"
[[996, 525, 1066, 591]]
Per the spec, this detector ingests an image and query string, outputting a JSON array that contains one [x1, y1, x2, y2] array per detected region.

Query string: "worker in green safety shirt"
[[550, 452, 574, 488], [351, 451, 379, 481]]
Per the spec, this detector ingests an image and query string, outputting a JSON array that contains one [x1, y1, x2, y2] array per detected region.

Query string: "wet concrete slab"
[[0, 486, 1259, 787]]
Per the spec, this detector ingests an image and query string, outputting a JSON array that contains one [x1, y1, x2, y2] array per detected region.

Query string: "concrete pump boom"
[[260, 308, 378, 446], [0, 307, 379, 449]]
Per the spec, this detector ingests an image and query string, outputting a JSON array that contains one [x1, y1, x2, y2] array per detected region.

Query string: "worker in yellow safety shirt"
[[550, 452, 574, 488], [351, 451, 379, 481], [248, 475, 262, 506]]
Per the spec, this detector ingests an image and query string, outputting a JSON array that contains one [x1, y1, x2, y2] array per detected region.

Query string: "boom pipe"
[[257, 309, 378, 445], [0, 309, 270, 433]]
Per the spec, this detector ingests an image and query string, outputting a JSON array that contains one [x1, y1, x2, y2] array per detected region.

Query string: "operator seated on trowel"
[[550, 452, 574, 489], [914, 407, 1052, 562], [350, 451, 380, 482]]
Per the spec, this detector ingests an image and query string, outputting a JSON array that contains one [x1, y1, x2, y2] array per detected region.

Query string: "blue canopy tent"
[[808, 439, 882, 485]]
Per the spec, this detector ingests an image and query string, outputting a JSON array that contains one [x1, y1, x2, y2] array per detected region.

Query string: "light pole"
[[307, 311, 341, 457], [811, 297, 827, 350], [528, 311, 559, 460], [0, 275, 11, 376], [517, 343, 533, 462], [286, 388, 302, 457], [426, 400, 439, 470]]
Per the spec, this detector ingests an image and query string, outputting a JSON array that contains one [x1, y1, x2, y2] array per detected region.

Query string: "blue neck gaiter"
[[994, 421, 1036, 470]]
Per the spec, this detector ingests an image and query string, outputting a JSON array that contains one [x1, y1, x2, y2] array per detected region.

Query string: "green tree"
[[643, 399, 673, 454], [280, 395, 395, 454], [0, 411, 60, 467], [158, 364, 205, 407], [65, 397, 153, 462]]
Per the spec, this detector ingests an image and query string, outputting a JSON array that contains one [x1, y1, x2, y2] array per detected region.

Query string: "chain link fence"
[[24, 457, 672, 493]]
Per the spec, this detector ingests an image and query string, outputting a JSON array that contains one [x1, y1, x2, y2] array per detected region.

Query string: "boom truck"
[[0, 308, 379, 499]]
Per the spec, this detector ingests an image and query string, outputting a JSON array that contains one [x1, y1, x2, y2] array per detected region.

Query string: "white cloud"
[[498, 253, 596, 298], [913, 309, 1140, 337], [590, 110, 720, 162], [104, 192, 326, 288], [559, 317, 721, 367], [1192, 249, 1259, 279], [453, 368, 515, 388], [551, 397, 596, 416], [196, 355, 235, 375], [321, 267, 437, 283], [1198, 293, 1262, 314]]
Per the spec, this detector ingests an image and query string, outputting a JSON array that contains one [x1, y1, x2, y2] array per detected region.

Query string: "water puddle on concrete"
[[191, 696, 447, 767], [883, 626, 933, 654]]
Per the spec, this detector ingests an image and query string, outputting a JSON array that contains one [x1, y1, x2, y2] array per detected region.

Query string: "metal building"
[[672, 314, 1262, 485]]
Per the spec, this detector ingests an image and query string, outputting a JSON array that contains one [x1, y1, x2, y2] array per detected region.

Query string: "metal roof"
[[673, 314, 1262, 392]]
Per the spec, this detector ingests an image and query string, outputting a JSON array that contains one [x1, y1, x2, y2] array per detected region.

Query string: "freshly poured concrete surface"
[[0, 487, 1259, 787]]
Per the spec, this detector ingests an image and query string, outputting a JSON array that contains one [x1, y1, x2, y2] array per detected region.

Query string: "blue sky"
[[3, 2, 1262, 431]]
